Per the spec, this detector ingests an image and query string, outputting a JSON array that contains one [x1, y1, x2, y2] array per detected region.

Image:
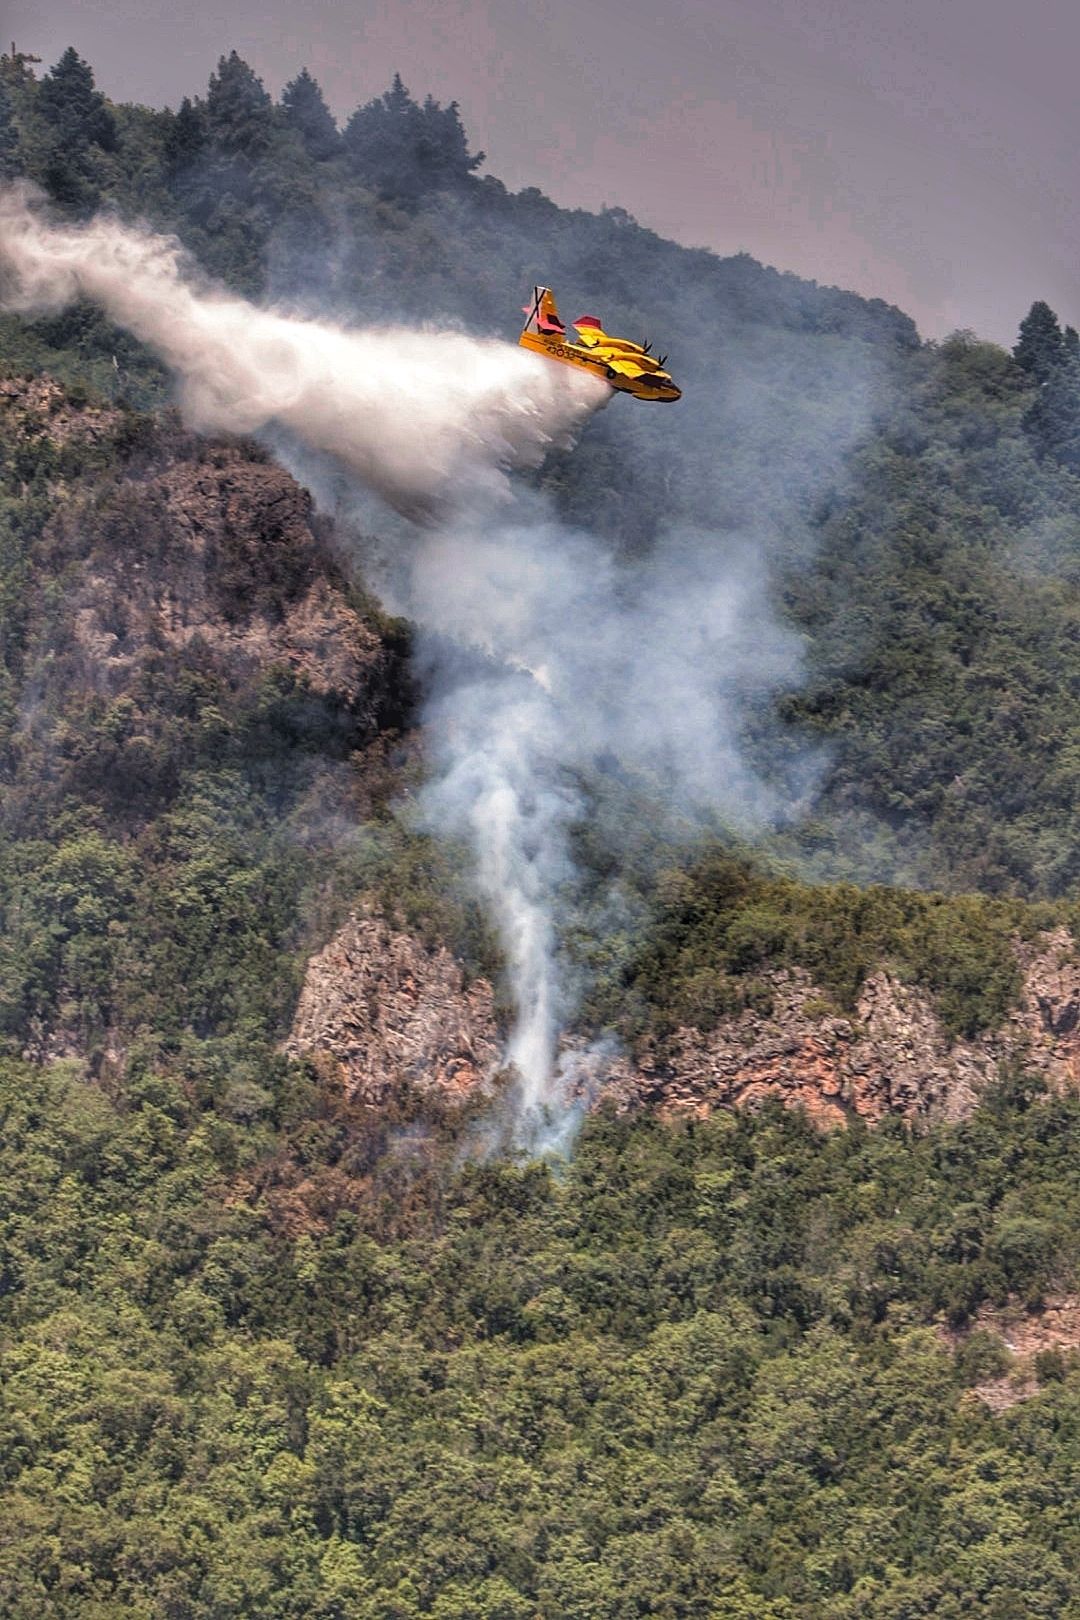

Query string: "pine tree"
[[344, 74, 419, 196], [383, 71, 413, 120], [36, 47, 116, 210], [281, 68, 339, 161], [1014, 303, 1080, 471], [426, 97, 483, 181], [205, 51, 274, 161], [1014, 301, 1065, 384], [164, 96, 207, 176], [344, 74, 481, 199], [0, 76, 20, 178], [1025, 356, 1080, 473], [37, 47, 116, 153]]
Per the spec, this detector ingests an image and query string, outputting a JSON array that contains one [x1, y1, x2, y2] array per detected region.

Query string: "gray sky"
[[9, 0, 1077, 342]]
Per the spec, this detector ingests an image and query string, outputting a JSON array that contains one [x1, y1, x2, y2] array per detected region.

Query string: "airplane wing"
[[572, 316, 605, 348], [604, 356, 648, 377]]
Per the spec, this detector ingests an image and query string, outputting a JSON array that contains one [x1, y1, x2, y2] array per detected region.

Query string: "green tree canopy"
[[1012, 301, 1080, 472], [205, 50, 275, 161], [344, 72, 483, 198], [1023, 350, 1080, 472], [1013, 299, 1066, 382], [281, 67, 340, 160], [163, 94, 207, 178], [36, 46, 117, 153], [0, 77, 20, 178], [35, 47, 117, 210]]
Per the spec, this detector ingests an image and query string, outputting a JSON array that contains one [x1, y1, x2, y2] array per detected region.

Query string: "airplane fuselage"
[[519, 329, 682, 403]]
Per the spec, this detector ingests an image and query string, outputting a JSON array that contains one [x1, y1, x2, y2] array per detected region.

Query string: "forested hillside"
[[5, 45, 1080, 896], [5, 1060, 1080, 1619], [4, 43, 1080, 1620]]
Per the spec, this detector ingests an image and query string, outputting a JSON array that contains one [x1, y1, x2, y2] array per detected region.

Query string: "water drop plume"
[[0, 184, 605, 515]]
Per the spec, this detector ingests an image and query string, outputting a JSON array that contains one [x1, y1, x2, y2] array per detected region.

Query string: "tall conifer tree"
[[0, 77, 20, 178], [205, 51, 274, 161], [1014, 301, 1066, 383], [37, 47, 116, 152], [344, 74, 482, 197], [281, 68, 339, 160], [37, 47, 116, 209]]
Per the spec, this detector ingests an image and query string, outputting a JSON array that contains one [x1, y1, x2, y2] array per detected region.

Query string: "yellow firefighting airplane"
[[519, 286, 681, 402]]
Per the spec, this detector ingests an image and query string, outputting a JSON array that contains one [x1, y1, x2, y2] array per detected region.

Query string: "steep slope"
[[8, 57, 1080, 900], [285, 911, 499, 1104], [15, 365, 1080, 1133], [0, 372, 413, 1067], [603, 928, 1080, 1126], [287, 911, 1080, 1129], [6, 60, 1080, 1614], [5, 1038, 1080, 1620]]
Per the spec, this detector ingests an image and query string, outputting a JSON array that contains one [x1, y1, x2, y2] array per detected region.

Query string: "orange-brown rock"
[[287, 922, 1080, 1125], [61, 448, 390, 721], [943, 1293, 1080, 1412], [598, 927, 1080, 1126], [0, 372, 122, 448], [285, 913, 499, 1104]]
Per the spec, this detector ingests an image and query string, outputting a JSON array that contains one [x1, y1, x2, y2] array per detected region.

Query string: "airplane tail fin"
[[521, 285, 565, 337]]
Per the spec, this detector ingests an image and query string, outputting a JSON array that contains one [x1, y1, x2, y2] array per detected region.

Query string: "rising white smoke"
[[407, 505, 809, 1145], [0, 185, 825, 1153], [0, 185, 605, 515]]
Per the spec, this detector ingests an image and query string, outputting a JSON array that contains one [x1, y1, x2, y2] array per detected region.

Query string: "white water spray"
[[0, 184, 616, 1143], [0, 185, 604, 515]]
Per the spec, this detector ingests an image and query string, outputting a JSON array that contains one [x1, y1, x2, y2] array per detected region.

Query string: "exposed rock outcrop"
[[1, 375, 417, 1068], [0, 373, 122, 447], [65, 448, 392, 723], [285, 913, 499, 1104], [14, 375, 1080, 1132], [602, 927, 1080, 1125], [943, 1293, 1080, 1412], [2, 375, 399, 735], [288, 921, 1080, 1127]]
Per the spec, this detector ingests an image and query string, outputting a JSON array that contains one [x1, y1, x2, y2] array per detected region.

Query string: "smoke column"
[[0, 185, 605, 516], [405, 509, 808, 1146], [0, 185, 832, 1151]]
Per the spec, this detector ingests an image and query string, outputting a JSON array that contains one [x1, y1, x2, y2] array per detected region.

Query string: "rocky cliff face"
[[600, 927, 1080, 1125], [288, 919, 1080, 1126], [3, 375, 402, 745], [1, 373, 122, 447], [64, 453, 392, 728], [0, 373, 416, 1068], [943, 1293, 1080, 1412], [285, 913, 499, 1104]]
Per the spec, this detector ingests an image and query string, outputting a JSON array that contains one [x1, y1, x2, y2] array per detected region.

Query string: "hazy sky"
[[9, 0, 1077, 342]]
